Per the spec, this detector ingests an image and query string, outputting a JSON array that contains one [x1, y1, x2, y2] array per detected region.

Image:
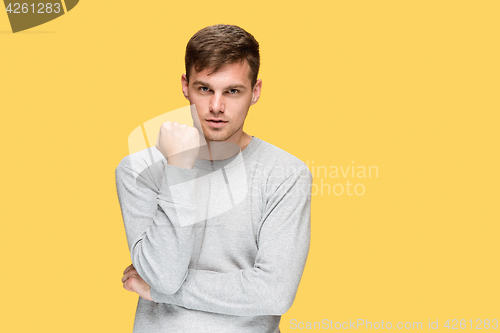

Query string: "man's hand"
[[122, 264, 153, 302], [155, 121, 201, 169]]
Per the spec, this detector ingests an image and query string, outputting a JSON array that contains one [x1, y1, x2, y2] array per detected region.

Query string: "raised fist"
[[155, 121, 201, 169]]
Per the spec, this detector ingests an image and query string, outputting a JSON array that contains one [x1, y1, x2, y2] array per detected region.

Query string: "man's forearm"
[[116, 159, 201, 295]]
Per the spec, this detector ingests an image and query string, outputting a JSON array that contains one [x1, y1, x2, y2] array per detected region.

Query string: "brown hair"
[[185, 24, 260, 88]]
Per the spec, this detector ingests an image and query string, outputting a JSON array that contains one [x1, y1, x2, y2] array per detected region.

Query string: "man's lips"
[[206, 119, 227, 122], [206, 119, 228, 128]]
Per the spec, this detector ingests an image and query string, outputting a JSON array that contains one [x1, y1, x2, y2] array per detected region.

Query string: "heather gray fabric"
[[115, 136, 312, 333]]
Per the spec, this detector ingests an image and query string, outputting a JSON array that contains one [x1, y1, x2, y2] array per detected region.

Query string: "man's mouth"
[[207, 119, 227, 122], [206, 119, 228, 128]]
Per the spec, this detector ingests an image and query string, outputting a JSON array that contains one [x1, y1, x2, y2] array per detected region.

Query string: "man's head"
[[182, 24, 262, 147]]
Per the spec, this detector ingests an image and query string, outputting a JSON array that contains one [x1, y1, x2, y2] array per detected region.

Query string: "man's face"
[[182, 60, 262, 145]]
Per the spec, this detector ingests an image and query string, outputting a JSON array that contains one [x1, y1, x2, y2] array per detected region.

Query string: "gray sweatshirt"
[[115, 136, 312, 333]]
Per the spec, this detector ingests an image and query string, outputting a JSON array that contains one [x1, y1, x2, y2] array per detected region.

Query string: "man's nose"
[[209, 93, 225, 113]]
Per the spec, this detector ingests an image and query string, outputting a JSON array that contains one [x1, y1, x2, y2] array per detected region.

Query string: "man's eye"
[[228, 89, 239, 94], [200, 87, 210, 92]]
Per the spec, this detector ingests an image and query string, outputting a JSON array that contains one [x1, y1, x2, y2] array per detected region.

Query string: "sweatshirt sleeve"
[[115, 155, 201, 295], [149, 166, 312, 316]]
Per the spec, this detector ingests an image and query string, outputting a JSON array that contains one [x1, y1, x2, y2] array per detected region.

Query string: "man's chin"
[[204, 135, 230, 142], [202, 129, 231, 142]]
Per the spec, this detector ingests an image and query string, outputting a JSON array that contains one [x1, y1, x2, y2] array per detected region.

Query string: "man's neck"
[[239, 132, 252, 151], [203, 132, 252, 161]]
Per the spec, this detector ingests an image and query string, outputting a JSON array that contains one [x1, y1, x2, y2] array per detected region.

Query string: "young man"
[[115, 24, 312, 333]]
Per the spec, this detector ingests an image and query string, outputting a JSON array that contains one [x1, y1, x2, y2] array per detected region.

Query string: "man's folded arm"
[[115, 155, 200, 295], [150, 167, 313, 316]]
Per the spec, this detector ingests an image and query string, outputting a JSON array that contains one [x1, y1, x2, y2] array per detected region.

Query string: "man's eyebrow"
[[192, 80, 248, 90]]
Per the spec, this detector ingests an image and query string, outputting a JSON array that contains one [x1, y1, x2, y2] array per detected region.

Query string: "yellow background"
[[1, 1, 498, 331]]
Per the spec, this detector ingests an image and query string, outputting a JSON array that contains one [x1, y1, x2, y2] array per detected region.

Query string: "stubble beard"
[[202, 121, 244, 142]]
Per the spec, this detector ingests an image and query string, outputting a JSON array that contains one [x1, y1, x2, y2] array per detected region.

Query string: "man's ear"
[[251, 79, 262, 106], [181, 74, 189, 100]]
